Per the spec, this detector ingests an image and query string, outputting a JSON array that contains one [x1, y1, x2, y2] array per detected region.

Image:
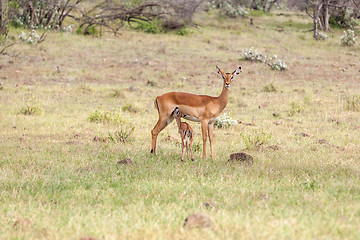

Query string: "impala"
[[151, 66, 241, 158], [173, 108, 194, 161]]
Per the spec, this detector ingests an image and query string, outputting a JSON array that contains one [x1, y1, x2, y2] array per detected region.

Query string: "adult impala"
[[151, 66, 241, 158]]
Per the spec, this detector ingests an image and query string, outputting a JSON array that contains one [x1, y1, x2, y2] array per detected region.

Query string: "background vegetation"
[[0, 0, 359, 239]]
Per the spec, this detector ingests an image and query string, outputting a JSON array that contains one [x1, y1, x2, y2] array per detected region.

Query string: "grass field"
[[1, 10, 360, 239]]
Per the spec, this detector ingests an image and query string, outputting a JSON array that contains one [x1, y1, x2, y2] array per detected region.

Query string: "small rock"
[[273, 120, 282, 125], [267, 145, 280, 151], [203, 201, 216, 210], [273, 112, 280, 117], [318, 139, 328, 144], [183, 213, 212, 229], [297, 133, 310, 137], [93, 136, 106, 142], [228, 152, 254, 165], [117, 158, 134, 165]]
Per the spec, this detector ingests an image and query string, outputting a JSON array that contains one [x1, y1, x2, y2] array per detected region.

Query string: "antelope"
[[151, 66, 241, 158], [173, 108, 194, 161]]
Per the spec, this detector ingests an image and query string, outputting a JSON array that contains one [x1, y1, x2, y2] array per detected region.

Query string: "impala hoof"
[[150, 149, 154, 154]]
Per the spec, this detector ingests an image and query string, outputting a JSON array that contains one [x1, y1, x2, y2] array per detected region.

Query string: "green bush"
[[19, 104, 42, 115], [134, 19, 163, 34], [108, 125, 135, 143], [241, 130, 272, 150], [88, 110, 124, 125]]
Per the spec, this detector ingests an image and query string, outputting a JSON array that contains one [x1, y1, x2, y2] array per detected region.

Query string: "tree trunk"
[[0, 0, 8, 36], [319, 0, 330, 31]]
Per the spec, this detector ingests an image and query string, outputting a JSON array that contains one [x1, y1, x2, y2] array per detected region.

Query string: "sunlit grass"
[[0, 10, 359, 240]]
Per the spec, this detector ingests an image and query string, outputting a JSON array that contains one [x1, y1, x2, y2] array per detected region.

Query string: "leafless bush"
[[9, 0, 82, 29]]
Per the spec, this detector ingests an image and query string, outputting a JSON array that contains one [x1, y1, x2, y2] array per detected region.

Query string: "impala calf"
[[173, 108, 194, 161], [151, 66, 241, 158]]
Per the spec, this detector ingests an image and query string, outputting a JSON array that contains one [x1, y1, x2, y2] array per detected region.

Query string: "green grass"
[[0, 10, 360, 239]]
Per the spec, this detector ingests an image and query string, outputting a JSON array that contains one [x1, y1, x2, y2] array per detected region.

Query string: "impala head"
[[216, 66, 241, 89]]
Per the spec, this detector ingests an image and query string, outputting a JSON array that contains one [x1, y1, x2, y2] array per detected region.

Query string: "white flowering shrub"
[[242, 48, 288, 71], [222, 2, 248, 18], [18, 30, 41, 44], [208, 1, 248, 18], [214, 113, 238, 128], [242, 47, 266, 63], [341, 29, 357, 46], [317, 32, 328, 40], [268, 55, 288, 71]]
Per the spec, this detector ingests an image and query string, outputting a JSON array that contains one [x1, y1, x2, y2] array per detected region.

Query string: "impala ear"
[[231, 66, 241, 79], [216, 66, 225, 79]]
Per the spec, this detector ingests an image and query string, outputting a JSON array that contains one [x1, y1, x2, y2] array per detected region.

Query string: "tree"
[[306, 0, 324, 40], [250, 0, 280, 12], [0, 0, 8, 35]]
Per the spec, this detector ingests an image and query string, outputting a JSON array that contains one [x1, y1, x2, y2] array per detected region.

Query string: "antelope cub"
[[173, 108, 194, 161]]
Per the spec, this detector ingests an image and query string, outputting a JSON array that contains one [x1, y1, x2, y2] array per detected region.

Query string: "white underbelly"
[[183, 115, 219, 124], [183, 115, 200, 122]]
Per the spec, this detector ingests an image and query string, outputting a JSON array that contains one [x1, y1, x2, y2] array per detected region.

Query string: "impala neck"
[[218, 85, 230, 111]]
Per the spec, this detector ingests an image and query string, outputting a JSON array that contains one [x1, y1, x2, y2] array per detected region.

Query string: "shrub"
[[122, 103, 138, 113], [341, 29, 357, 46], [214, 113, 238, 128], [88, 110, 124, 125], [345, 95, 360, 111], [317, 32, 328, 40], [19, 104, 42, 115], [242, 47, 266, 63], [287, 101, 302, 117], [108, 125, 135, 143], [262, 82, 277, 92], [208, 1, 248, 18], [18, 30, 41, 44], [241, 47, 288, 71], [134, 19, 163, 34], [241, 130, 272, 150], [267, 55, 288, 71]]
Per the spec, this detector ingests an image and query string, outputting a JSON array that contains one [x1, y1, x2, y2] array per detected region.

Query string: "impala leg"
[[201, 120, 209, 158], [185, 139, 189, 160], [208, 122, 215, 159], [189, 135, 194, 161], [181, 137, 185, 161], [151, 116, 172, 154]]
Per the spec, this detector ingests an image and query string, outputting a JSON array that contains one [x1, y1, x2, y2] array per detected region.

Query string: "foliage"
[[108, 125, 135, 143], [268, 54, 288, 71], [122, 103, 138, 113], [287, 101, 303, 117], [18, 30, 40, 44], [242, 47, 288, 71], [19, 103, 42, 115], [88, 110, 124, 125], [345, 95, 360, 111], [240, 129, 272, 150], [134, 19, 163, 34], [340, 29, 357, 46], [214, 113, 238, 128], [262, 82, 277, 92], [317, 31, 328, 40], [8, 0, 81, 29], [242, 47, 266, 63], [207, 1, 248, 18]]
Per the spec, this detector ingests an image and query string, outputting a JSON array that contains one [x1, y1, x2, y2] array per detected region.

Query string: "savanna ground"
[[0, 10, 360, 239]]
